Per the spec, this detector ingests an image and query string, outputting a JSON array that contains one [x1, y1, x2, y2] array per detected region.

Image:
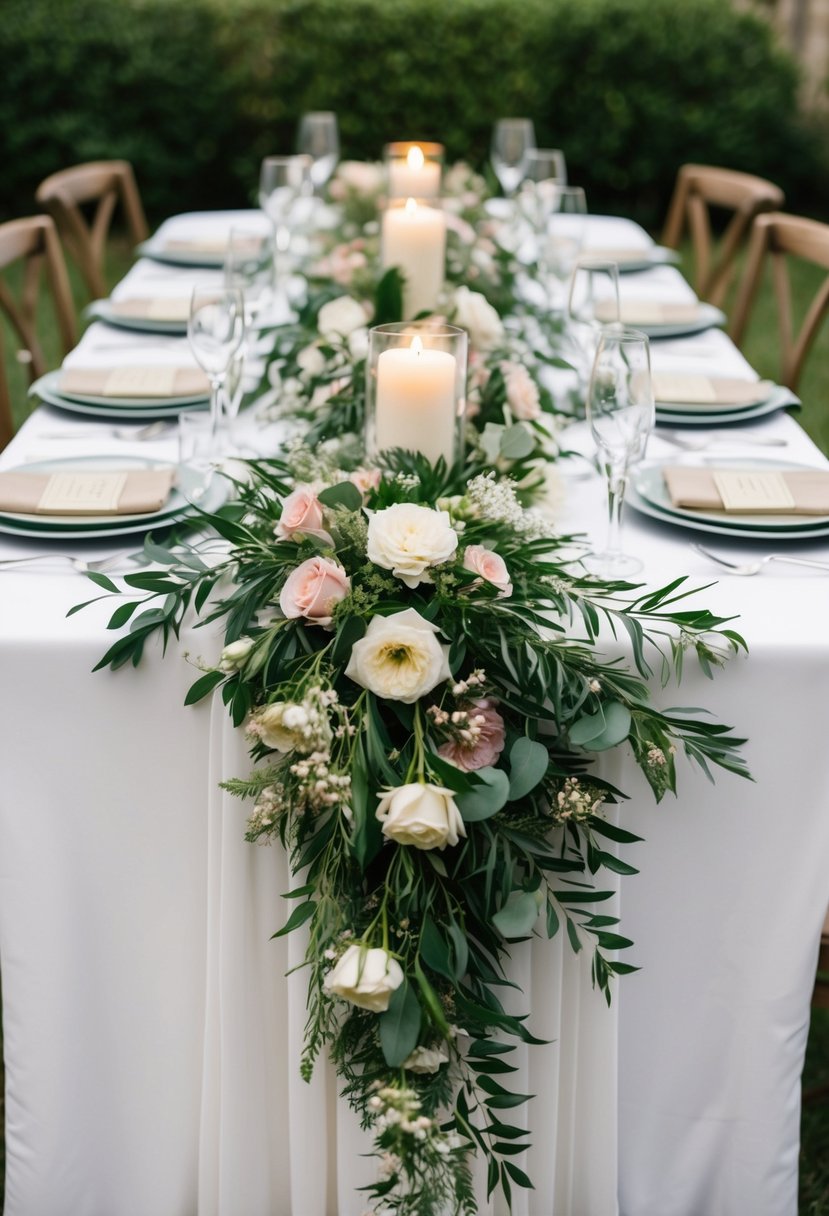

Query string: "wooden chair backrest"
[[662, 164, 784, 308], [729, 212, 829, 392], [35, 160, 149, 300], [0, 215, 77, 452]]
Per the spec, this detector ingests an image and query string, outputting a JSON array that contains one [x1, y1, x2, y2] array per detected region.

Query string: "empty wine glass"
[[538, 185, 588, 310], [258, 154, 312, 256], [225, 227, 276, 326], [584, 327, 654, 579], [297, 111, 340, 192], [517, 149, 569, 257], [188, 287, 246, 443], [491, 118, 536, 198], [567, 258, 620, 398], [220, 347, 246, 454]]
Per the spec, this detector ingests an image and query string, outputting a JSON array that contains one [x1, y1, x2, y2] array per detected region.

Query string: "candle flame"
[[407, 145, 425, 171], [405, 196, 418, 215], [411, 335, 424, 356]]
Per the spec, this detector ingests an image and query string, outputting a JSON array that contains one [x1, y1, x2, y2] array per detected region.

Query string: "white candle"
[[388, 144, 441, 200], [375, 335, 456, 464], [382, 198, 446, 319]]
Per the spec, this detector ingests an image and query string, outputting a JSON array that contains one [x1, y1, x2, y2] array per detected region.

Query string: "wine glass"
[[258, 154, 312, 256], [538, 185, 588, 310], [225, 227, 276, 327], [584, 327, 654, 579], [517, 149, 568, 257], [567, 258, 620, 398], [491, 118, 536, 198], [187, 287, 246, 443], [297, 111, 340, 192], [220, 347, 246, 454]]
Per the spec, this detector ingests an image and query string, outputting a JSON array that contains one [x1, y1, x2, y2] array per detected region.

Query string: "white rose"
[[345, 608, 451, 703], [254, 701, 328, 753], [324, 944, 404, 1013], [318, 296, 367, 340], [348, 326, 369, 361], [336, 160, 385, 197], [377, 782, 466, 851], [296, 344, 326, 377], [453, 286, 504, 352], [403, 1043, 450, 1073], [219, 636, 254, 673], [367, 503, 458, 588]]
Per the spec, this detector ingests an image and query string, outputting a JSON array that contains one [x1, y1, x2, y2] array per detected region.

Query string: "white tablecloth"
[[1, 212, 828, 1216]]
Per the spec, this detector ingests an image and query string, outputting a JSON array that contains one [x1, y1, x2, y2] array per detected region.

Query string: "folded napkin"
[[59, 367, 209, 398], [618, 302, 702, 326], [163, 235, 265, 256], [584, 246, 652, 264], [0, 468, 175, 516], [653, 373, 773, 407], [109, 298, 190, 323], [663, 465, 829, 515]]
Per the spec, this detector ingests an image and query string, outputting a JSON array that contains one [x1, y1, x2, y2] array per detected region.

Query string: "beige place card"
[[712, 470, 796, 513], [111, 298, 190, 322], [653, 373, 718, 403], [38, 472, 128, 514], [102, 367, 178, 397], [59, 367, 209, 399], [619, 303, 700, 326], [586, 247, 651, 264], [164, 236, 264, 256]]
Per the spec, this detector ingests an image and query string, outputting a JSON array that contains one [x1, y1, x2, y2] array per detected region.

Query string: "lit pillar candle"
[[375, 335, 456, 464], [382, 198, 446, 319], [388, 144, 441, 200]]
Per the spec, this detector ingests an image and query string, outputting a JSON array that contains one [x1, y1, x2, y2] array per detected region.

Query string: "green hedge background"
[[1, 0, 825, 228]]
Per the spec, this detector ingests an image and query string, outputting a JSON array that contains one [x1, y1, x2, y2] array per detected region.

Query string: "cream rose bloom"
[[367, 503, 458, 588], [453, 286, 504, 351], [403, 1043, 450, 1073], [335, 160, 385, 197], [256, 702, 310, 752], [324, 944, 404, 1013], [376, 782, 466, 851], [345, 608, 451, 703], [296, 344, 326, 377], [318, 295, 367, 340]]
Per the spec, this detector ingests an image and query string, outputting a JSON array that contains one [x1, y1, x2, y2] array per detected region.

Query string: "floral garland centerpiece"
[[81, 441, 749, 1215]]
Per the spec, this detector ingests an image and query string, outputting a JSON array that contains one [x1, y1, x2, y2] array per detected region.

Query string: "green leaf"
[[318, 481, 363, 511], [485, 1091, 532, 1109], [569, 701, 631, 751], [184, 669, 225, 705], [85, 570, 119, 593], [379, 979, 422, 1068], [271, 901, 315, 938], [499, 423, 535, 460], [545, 900, 560, 939], [414, 956, 450, 1034], [420, 916, 454, 982], [350, 739, 381, 870], [507, 737, 549, 801], [457, 767, 510, 822], [374, 266, 404, 325], [493, 891, 540, 940], [331, 614, 367, 665], [505, 1162, 534, 1189], [447, 920, 469, 981]]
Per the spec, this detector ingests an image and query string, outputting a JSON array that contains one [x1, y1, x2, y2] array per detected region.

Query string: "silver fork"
[[0, 551, 144, 574], [37, 421, 176, 442], [692, 542, 829, 575], [659, 430, 788, 451]]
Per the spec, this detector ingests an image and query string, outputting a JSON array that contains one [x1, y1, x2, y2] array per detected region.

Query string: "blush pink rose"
[[463, 544, 512, 597], [276, 486, 333, 545], [438, 699, 506, 771], [501, 361, 541, 421], [349, 468, 382, 496], [280, 557, 350, 627]]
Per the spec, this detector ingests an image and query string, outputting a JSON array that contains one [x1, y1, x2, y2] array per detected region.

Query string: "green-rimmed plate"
[[628, 457, 829, 539], [136, 239, 225, 269], [626, 302, 726, 340], [87, 299, 188, 336], [0, 455, 227, 539], [30, 371, 209, 421]]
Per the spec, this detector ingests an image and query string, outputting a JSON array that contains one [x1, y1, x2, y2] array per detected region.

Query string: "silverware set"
[[692, 542, 829, 576]]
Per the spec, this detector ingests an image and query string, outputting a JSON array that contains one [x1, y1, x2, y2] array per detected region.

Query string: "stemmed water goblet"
[[538, 185, 588, 310], [187, 287, 246, 449], [225, 226, 276, 327], [297, 111, 340, 193], [258, 154, 313, 259], [567, 258, 620, 400], [518, 148, 569, 259], [490, 118, 536, 198], [584, 326, 654, 579]]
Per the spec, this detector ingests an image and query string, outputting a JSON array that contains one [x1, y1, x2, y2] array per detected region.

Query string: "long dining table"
[[1, 206, 828, 1216]]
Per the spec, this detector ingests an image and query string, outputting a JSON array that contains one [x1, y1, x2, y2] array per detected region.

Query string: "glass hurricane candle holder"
[[381, 197, 447, 320], [366, 321, 468, 468], [384, 141, 444, 200]]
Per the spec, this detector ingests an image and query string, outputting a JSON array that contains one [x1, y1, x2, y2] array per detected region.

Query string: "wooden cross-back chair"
[[35, 160, 149, 300], [0, 215, 77, 452], [729, 212, 829, 392], [662, 164, 784, 309]]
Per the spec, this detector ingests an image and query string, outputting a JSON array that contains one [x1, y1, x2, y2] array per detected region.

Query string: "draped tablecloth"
[[1, 213, 828, 1216]]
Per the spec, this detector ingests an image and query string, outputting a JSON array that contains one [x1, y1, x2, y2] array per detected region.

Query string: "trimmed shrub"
[[0, 0, 823, 227]]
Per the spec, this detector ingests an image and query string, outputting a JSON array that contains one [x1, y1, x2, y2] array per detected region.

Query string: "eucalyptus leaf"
[[317, 481, 363, 511], [507, 737, 549, 801], [457, 767, 510, 822], [570, 701, 631, 751], [492, 891, 540, 940], [499, 423, 535, 460]]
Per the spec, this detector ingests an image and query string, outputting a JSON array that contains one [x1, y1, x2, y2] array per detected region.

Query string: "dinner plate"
[[87, 299, 188, 336], [628, 457, 829, 538], [0, 456, 228, 540], [631, 302, 727, 340], [654, 384, 800, 426], [136, 239, 225, 269], [30, 372, 209, 421], [583, 246, 680, 274]]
